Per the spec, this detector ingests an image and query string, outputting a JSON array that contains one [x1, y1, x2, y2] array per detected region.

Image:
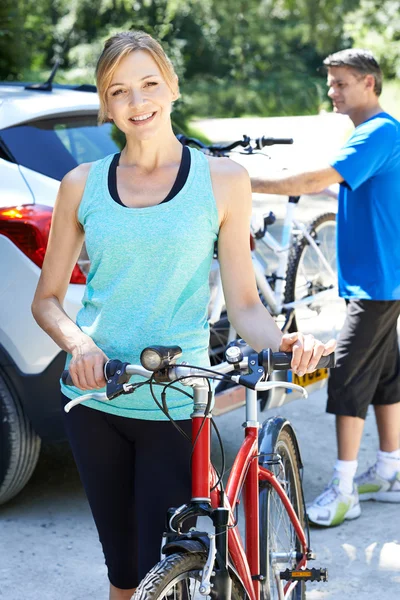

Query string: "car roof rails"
[[25, 59, 60, 92]]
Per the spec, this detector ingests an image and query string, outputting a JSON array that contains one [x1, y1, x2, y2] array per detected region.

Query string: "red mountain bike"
[[63, 342, 333, 599]]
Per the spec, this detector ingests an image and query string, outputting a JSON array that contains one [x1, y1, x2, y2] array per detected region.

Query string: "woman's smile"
[[129, 111, 157, 125]]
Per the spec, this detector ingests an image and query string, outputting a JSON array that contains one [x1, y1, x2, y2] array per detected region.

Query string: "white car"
[[0, 81, 122, 504]]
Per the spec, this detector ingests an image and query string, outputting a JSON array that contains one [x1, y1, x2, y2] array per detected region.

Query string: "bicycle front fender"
[[162, 536, 208, 556], [163, 536, 251, 599], [258, 416, 303, 471]]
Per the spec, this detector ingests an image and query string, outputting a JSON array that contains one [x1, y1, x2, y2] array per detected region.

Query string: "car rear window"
[[0, 115, 124, 181]]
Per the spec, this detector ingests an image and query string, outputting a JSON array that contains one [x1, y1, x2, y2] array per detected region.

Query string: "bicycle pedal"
[[279, 567, 328, 582]]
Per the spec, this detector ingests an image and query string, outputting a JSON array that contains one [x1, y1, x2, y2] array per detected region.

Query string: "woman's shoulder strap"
[[76, 153, 116, 225]]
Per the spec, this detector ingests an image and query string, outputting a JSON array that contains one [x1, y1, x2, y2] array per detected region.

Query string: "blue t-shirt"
[[330, 112, 400, 300]]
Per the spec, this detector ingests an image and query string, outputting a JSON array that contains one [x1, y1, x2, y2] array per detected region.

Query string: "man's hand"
[[279, 332, 336, 377]]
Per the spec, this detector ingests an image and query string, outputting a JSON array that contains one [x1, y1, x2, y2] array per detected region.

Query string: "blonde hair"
[[95, 30, 180, 123]]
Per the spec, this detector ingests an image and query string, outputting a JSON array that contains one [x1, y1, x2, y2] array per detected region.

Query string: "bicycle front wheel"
[[285, 212, 346, 339], [134, 552, 249, 599], [259, 427, 305, 600]]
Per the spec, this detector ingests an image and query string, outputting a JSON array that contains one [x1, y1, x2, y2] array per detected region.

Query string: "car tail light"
[[0, 204, 86, 284]]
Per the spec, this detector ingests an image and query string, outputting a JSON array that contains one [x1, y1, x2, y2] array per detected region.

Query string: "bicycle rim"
[[287, 214, 346, 340], [259, 428, 305, 600], [134, 552, 248, 599]]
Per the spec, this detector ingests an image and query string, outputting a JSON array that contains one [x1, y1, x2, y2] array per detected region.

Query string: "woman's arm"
[[209, 158, 335, 376], [31, 164, 107, 389]]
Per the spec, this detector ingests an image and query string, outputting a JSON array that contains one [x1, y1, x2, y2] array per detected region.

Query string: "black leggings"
[[61, 394, 192, 589]]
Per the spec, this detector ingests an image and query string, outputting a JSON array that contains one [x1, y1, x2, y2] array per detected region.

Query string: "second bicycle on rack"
[[177, 134, 346, 364]]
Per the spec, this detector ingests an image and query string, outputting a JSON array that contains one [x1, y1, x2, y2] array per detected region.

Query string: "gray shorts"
[[327, 299, 400, 419]]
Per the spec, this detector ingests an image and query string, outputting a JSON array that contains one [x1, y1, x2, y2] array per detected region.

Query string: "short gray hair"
[[323, 49, 382, 96]]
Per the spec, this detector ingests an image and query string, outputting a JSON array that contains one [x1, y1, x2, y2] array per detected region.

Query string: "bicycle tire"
[[0, 374, 41, 505], [284, 212, 346, 339], [134, 551, 249, 599], [259, 427, 305, 600]]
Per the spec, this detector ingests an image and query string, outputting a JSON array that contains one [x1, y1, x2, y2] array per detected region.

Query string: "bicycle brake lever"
[[105, 360, 131, 399], [238, 353, 265, 389]]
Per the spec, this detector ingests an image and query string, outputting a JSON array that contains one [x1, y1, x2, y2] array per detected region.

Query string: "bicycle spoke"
[[270, 492, 294, 560], [260, 431, 305, 600], [288, 216, 346, 340]]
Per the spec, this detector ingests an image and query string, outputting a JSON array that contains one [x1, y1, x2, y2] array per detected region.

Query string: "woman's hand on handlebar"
[[279, 332, 336, 377], [68, 340, 109, 390]]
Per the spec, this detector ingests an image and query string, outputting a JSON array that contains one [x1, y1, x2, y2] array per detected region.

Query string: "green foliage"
[[273, 0, 359, 52], [345, 0, 400, 79], [2, 0, 399, 121], [176, 75, 325, 119], [0, 1, 25, 78]]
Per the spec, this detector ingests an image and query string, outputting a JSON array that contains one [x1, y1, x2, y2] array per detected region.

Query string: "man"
[[252, 49, 400, 526]]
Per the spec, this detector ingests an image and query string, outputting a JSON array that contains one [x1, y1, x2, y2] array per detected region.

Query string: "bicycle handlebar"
[[61, 345, 335, 412], [61, 346, 334, 387], [176, 133, 293, 155]]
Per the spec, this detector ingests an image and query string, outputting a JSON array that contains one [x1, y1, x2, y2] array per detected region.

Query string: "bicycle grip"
[[258, 136, 293, 148], [270, 352, 336, 371], [61, 370, 74, 386]]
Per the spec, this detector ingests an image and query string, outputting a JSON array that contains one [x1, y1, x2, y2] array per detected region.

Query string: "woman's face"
[[106, 50, 177, 139]]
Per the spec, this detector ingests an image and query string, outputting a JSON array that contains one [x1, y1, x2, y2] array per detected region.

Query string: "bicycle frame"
[[62, 351, 330, 599], [170, 379, 310, 600], [256, 213, 336, 315], [208, 198, 337, 329]]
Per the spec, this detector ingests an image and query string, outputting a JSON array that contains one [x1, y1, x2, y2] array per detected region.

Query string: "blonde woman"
[[32, 31, 335, 600]]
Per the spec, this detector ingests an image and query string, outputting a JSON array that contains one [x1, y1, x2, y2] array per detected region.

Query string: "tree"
[[0, 1, 25, 78], [345, 0, 400, 78]]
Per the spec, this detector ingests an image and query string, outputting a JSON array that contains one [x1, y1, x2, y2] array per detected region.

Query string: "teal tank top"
[[61, 147, 219, 420]]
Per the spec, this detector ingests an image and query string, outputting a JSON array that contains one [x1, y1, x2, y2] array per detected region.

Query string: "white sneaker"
[[355, 465, 400, 502], [307, 478, 361, 527]]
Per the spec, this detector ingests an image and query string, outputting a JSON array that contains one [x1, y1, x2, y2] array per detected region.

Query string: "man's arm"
[[251, 166, 343, 195]]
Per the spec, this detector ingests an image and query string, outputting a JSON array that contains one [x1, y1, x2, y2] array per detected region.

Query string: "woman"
[[32, 31, 335, 600]]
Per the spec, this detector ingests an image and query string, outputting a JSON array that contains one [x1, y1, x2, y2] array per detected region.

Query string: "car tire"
[[0, 374, 41, 505]]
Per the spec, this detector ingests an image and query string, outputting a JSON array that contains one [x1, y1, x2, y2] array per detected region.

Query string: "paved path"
[[2, 386, 398, 600], [214, 388, 400, 600]]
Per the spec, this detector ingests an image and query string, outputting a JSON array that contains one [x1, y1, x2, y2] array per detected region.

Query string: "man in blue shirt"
[[252, 49, 400, 526]]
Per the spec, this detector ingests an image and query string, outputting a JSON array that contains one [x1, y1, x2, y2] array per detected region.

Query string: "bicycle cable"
[[118, 363, 283, 503], [148, 375, 192, 443], [114, 362, 244, 497], [210, 417, 226, 493], [148, 369, 231, 496]]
